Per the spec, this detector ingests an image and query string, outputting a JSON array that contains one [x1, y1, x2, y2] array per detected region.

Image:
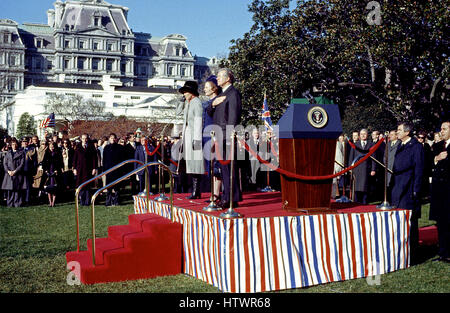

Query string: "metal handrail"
[[74, 159, 150, 252], [90, 161, 174, 266]]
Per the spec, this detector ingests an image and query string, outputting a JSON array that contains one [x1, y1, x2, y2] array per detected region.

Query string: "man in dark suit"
[[348, 128, 376, 204], [103, 133, 126, 206], [73, 134, 98, 206], [430, 121, 450, 263], [207, 68, 242, 208], [391, 122, 424, 262]]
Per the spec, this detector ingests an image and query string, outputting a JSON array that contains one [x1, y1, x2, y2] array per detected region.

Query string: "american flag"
[[40, 113, 55, 128], [261, 94, 273, 131]]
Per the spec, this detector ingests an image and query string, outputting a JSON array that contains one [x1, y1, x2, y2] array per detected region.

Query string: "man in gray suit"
[[386, 129, 400, 201]]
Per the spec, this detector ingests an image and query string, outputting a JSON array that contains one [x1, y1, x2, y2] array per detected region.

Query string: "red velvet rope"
[[144, 140, 160, 156], [239, 137, 385, 181], [213, 139, 232, 165], [155, 149, 179, 167]]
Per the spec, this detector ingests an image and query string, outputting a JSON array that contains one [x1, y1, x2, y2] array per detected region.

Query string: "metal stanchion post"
[[204, 131, 222, 212], [220, 131, 242, 219], [261, 134, 275, 192], [155, 135, 168, 202], [377, 133, 395, 210]]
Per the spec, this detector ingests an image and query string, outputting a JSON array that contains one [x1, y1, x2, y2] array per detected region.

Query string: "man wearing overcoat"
[[391, 122, 424, 261]]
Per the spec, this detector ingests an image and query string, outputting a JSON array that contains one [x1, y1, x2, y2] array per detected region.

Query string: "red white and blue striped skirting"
[[133, 196, 411, 293]]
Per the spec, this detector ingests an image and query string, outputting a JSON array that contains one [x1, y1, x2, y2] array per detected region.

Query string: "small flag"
[[40, 113, 55, 128], [261, 94, 273, 131]]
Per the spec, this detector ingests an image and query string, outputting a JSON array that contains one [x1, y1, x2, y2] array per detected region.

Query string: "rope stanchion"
[[239, 137, 385, 181]]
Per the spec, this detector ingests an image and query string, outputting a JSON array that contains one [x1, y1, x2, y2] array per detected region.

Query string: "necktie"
[[362, 141, 366, 149]]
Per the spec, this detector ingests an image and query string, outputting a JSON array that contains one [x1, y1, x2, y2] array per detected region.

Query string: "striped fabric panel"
[[133, 198, 411, 293]]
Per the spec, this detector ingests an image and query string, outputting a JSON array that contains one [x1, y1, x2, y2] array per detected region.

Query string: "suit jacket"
[[430, 140, 450, 221], [385, 140, 401, 186], [134, 143, 156, 176], [206, 85, 242, 137], [73, 143, 98, 187], [1, 149, 27, 190], [391, 137, 424, 211], [348, 140, 376, 192]]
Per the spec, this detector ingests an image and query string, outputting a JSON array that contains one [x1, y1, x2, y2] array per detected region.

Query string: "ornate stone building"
[[0, 0, 216, 135]]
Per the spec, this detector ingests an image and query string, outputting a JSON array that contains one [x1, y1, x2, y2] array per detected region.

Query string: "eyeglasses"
[[418, 136, 425, 139]]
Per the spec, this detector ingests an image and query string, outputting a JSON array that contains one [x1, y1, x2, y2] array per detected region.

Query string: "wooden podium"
[[277, 97, 343, 213]]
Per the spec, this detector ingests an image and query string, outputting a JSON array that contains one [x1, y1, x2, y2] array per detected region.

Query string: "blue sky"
[[0, 0, 256, 58]]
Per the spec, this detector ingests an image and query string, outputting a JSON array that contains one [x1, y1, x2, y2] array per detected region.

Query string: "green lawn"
[[0, 191, 449, 293]]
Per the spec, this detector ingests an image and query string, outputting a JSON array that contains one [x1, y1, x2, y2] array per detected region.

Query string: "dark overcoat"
[[391, 137, 424, 212], [134, 143, 156, 176], [348, 140, 377, 192], [102, 143, 126, 184], [429, 141, 450, 221], [1, 149, 27, 190], [72, 143, 98, 187]]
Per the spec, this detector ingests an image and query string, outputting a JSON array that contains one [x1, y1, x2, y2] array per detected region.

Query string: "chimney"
[[54, 0, 64, 28], [47, 9, 55, 27]]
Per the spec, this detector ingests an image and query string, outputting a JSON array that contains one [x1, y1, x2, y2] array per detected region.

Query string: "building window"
[[92, 94, 103, 98], [93, 42, 99, 50], [141, 66, 147, 76], [131, 96, 140, 100], [10, 55, 16, 66], [36, 39, 42, 48], [121, 62, 126, 73], [47, 59, 53, 70], [107, 43, 113, 51], [121, 44, 127, 53], [64, 59, 70, 70], [35, 59, 41, 70], [167, 64, 175, 76], [181, 66, 187, 77], [65, 40, 70, 49], [77, 58, 85, 70], [3, 33, 10, 43], [92, 58, 100, 71], [79, 41, 85, 49], [106, 59, 113, 71], [94, 16, 101, 27]]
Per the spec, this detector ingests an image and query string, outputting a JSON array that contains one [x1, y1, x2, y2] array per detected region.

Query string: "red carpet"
[[66, 213, 183, 284], [171, 191, 398, 217]]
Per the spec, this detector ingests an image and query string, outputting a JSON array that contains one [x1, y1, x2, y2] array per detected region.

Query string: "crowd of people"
[[333, 121, 450, 263], [0, 68, 448, 263]]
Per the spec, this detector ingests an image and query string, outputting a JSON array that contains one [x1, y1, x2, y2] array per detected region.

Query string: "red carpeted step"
[[87, 237, 124, 265], [66, 214, 183, 285], [108, 224, 141, 244], [128, 213, 161, 230], [419, 225, 438, 246]]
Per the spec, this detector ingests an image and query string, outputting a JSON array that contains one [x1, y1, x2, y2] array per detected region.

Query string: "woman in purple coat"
[[1, 138, 27, 207]]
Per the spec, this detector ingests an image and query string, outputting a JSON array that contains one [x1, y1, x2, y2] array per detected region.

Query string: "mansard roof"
[[58, 1, 131, 36], [18, 24, 55, 50]]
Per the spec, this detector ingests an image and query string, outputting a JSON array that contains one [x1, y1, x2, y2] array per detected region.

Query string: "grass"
[[0, 189, 449, 294]]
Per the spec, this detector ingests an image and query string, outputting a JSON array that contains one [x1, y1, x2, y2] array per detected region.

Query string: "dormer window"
[[93, 11, 102, 27], [3, 33, 10, 43], [36, 39, 42, 48]]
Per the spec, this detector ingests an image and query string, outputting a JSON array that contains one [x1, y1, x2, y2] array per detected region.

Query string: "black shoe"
[[218, 200, 239, 209], [186, 194, 201, 200]]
